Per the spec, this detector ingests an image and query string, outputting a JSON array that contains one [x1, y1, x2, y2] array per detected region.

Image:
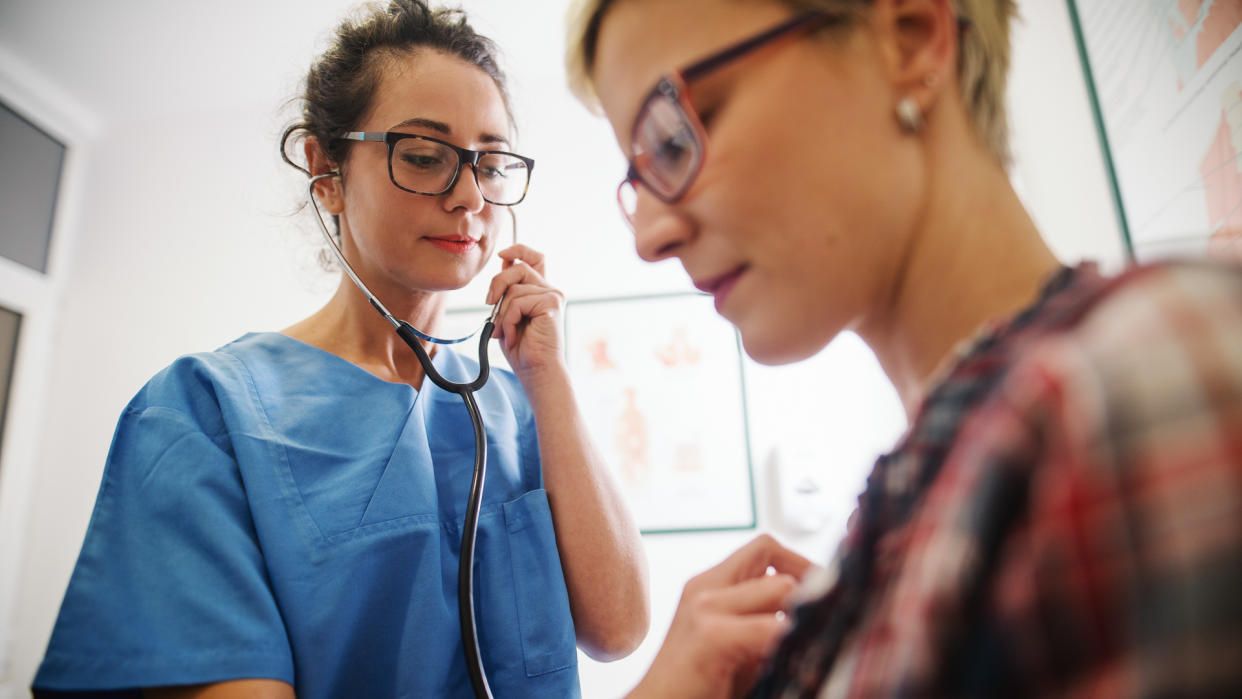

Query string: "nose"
[[442, 163, 486, 214], [631, 188, 693, 262]]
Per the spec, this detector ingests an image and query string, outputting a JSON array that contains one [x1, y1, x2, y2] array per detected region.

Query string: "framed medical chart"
[[564, 293, 756, 534], [1068, 0, 1242, 261]]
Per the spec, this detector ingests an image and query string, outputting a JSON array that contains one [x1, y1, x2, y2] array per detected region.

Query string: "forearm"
[[519, 360, 651, 660], [145, 680, 295, 699]]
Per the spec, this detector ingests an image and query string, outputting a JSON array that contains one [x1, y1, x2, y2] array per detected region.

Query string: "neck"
[[856, 131, 1060, 419], [283, 274, 445, 388]]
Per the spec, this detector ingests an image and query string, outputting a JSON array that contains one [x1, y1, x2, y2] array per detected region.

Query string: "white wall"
[[0, 1, 1124, 697], [0, 39, 96, 699]]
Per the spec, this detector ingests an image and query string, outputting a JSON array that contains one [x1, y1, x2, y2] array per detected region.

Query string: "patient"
[[567, 0, 1242, 696]]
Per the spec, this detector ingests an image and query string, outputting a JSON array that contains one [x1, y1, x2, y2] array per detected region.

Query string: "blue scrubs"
[[34, 332, 580, 698]]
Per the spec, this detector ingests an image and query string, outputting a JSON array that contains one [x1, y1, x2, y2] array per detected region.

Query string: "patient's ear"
[[870, 0, 958, 115], [305, 137, 344, 215]]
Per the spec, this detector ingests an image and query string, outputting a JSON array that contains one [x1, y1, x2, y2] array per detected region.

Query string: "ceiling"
[[0, 0, 573, 131]]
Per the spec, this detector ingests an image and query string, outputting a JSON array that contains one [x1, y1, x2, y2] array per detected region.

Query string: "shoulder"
[[129, 334, 288, 426], [1009, 261, 1242, 442], [137, 331, 328, 409], [1071, 260, 1242, 360], [125, 337, 251, 428], [98, 337, 271, 481], [942, 260, 1242, 503], [960, 262, 1242, 557]]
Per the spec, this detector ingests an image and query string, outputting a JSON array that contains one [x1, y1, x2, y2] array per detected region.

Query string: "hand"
[[631, 534, 817, 699], [485, 244, 566, 378]]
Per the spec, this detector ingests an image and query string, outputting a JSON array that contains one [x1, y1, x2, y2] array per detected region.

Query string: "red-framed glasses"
[[617, 11, 837, 227]]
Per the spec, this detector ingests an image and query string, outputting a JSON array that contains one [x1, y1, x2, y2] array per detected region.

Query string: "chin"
[[417, 268, 483, 293], [737, 323, 831, 366]]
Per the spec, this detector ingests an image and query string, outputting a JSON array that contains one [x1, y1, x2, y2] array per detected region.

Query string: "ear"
[[871, 0, 958, 116], [305, 136, 345, 215]]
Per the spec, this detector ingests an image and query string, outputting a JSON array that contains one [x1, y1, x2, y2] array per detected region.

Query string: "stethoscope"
[[309, 172, 505, 699]]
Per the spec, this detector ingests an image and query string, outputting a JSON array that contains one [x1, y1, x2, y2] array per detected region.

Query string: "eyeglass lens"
[[391, 138, 530, 204], [636, 96, 702, 195], [622, 90, 703, 222]]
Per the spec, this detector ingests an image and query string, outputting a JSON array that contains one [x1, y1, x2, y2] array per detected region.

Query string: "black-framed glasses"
[[617, 11, 836, 226], [340, 131, 535, 206]]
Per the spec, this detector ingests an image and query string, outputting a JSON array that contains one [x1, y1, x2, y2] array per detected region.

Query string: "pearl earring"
[[895, 96, 924, 133]]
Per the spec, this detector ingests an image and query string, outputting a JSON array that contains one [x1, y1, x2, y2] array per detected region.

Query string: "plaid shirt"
[[751, 260, 1242, 698]]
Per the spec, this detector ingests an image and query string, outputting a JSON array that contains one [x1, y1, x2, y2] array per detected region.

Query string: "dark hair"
[[280, 0, 512, 176]]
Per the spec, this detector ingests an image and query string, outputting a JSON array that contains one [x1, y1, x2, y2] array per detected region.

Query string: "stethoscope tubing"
[[457, 383, 493, 699], [395, 313, 495, 699], [308, 173, 498, 698]]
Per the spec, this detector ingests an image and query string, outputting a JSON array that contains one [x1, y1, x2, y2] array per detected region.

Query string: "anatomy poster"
[[565, 293, 755, 533], [1071, 0, 1242, 261]]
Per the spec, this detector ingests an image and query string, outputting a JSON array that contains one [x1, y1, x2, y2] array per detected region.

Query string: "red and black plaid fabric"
[[751, 260, 1242, 698]]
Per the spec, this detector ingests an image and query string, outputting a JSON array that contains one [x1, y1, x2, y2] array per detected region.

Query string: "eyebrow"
[[391, 117, 510, 148]]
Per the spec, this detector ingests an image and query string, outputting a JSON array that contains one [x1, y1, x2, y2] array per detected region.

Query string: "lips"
[[694, 265, 747, 311], [424, 236, 479, 254]]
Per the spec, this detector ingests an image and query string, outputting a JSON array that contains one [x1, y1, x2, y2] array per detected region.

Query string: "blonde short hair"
[[565, 0, 1017, 163]]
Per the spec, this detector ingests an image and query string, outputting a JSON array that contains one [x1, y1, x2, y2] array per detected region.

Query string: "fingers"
[[635, 537, 812, 699], [727, 613, 792, 659], [496, 244, 546, 275], [486, 255, 548, 306], [485, 245, 565, 356], [493, 283, 564, 349], [757, 539, 817, 581], [694, 534, 817, 591], [690, 611, 790, 670], [641, 609, 789, 699], [643, 573, 796, 698], [693, 572, 799, 617]]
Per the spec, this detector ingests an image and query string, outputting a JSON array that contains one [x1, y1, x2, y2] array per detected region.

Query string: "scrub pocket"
[[503, 489, 578, 677]]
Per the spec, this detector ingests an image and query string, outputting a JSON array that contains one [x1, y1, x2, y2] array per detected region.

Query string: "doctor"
[[34, 1, 648, 697]]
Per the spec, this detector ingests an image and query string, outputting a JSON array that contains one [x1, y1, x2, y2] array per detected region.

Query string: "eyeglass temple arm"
[[682, 11, 827, 82], [341, 131, 386, 142]]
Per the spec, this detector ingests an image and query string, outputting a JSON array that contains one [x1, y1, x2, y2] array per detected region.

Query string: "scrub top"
[[34, 332, 581, 698]]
